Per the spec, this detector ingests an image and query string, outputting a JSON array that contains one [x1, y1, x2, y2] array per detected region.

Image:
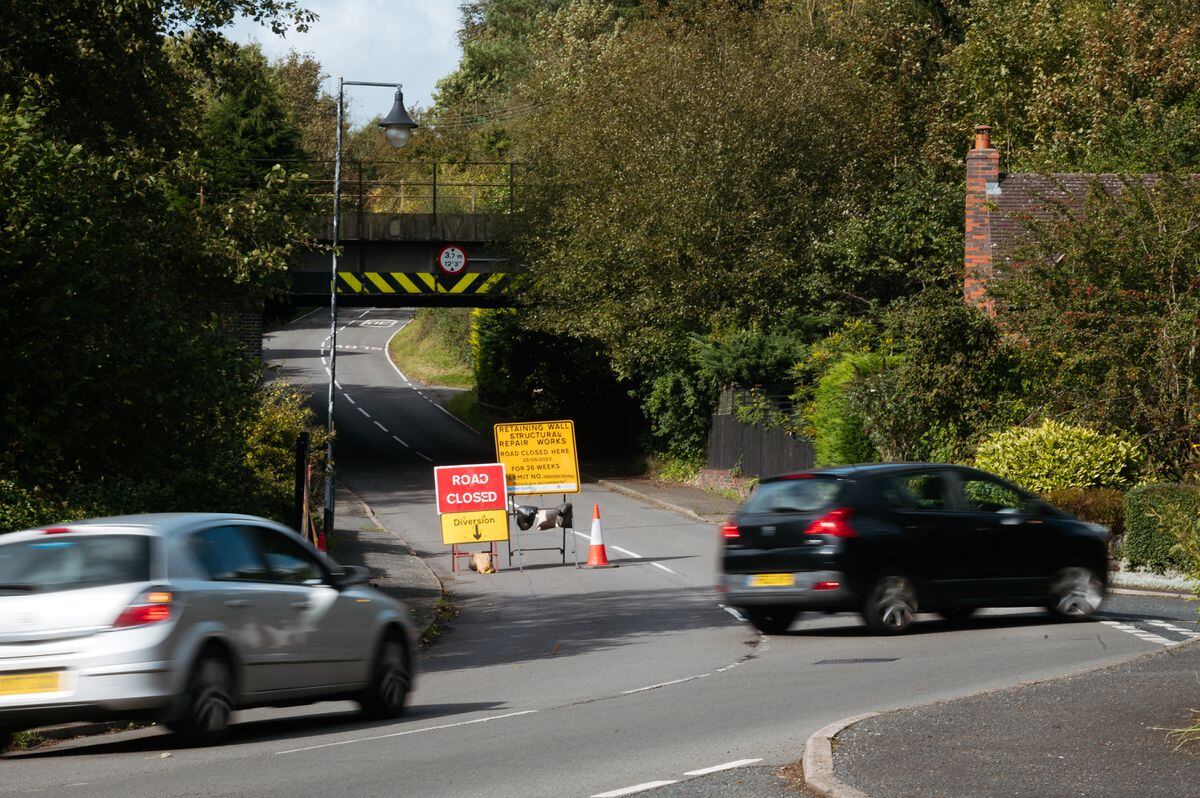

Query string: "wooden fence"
[[705, 414, 815, 479]]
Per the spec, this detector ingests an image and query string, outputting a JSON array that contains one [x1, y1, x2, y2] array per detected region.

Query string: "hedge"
[[974, 419, 1144, 494], [1123, 484, 1200, 574]]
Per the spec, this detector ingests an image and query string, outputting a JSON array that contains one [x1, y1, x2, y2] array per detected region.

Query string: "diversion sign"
[[493, 420, 580, 495]]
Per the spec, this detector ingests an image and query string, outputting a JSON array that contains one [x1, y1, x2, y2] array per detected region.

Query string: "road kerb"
[[802, 712, 880, 798], [593, 478, 716, 526]]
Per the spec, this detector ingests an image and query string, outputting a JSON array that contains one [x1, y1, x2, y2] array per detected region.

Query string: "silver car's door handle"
[[290, 600, 310, 610], [223, 599, 249, 608]]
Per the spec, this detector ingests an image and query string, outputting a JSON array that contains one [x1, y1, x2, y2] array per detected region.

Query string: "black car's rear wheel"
[[1048, 566, 1104, 620], [167, 652, 234, 745], [360, 633, 411, 720], [745, 606, 798, 635], [863, 572, 917, 634]]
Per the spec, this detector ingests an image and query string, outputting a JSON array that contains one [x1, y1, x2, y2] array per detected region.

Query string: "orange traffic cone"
[[582, 504, 617, 568]]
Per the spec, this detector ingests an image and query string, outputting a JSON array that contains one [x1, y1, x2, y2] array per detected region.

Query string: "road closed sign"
[[493, 420, 580, 495], [434, 463, 507, 515]]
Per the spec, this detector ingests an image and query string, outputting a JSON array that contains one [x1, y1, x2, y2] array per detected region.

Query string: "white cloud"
[[226, 0, 462, 124]]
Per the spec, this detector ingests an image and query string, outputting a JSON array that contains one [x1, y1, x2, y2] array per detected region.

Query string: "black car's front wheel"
[[1048, 566, 1104, 620], [745, 606, 798, 635], [863, 572, 917, 634]]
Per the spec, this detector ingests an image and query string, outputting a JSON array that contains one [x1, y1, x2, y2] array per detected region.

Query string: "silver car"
[[0, 513, 417, 748]]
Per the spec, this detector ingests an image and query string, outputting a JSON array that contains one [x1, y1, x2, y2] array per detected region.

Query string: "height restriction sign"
[[493, 420, 580, 495]]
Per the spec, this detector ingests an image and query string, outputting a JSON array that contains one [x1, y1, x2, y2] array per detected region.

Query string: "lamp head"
[[379, 86, 418, 149]]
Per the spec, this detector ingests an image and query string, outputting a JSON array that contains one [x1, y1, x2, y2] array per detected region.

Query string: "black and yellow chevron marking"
[[337, 271, 508, 295]]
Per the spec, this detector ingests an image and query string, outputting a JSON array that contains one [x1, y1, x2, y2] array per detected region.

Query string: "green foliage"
[[975, 420, 1146, 494], [473, 309, 644, 456], [1123, 484, 1200, 574], [642, 369, 713, 459], [811, 353, 882, 467], [848, 289, 1028, 462], [1042, 487, 1126, 556], [992, 174, 1200, 480], [0, 480, 85, 533], [691, 326, 810, 394], [241, 382, 329, 523]]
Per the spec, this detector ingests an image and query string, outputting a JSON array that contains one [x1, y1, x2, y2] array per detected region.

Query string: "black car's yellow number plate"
[[0, 671, 61, 696], [750, 573, 794, 587]]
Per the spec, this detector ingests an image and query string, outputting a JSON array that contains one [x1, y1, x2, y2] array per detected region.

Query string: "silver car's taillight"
[[112, 589, 174, 628]]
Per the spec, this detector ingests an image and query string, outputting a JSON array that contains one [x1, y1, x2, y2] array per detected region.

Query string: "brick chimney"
[[964, 125, 999, 313]]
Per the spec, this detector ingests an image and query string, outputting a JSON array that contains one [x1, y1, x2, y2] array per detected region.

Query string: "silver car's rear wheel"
[[360, 635, 411, 720], [1049, 566, 1104, 620], [0, 729, 13, 754]]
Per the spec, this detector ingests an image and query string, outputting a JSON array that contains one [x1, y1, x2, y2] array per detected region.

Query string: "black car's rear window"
[[0, 535, 151, 594], [742, 478, 842, 513]]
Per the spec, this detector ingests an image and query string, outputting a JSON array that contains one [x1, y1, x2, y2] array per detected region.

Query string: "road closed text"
[[434, 463, 508, 515]]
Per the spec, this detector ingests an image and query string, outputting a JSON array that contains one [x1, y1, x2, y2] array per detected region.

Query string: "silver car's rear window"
[[742, 478, 843, 513], [0, 535, 151, 593]]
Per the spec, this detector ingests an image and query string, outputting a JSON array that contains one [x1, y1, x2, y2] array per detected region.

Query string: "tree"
[[992, 174, 1200, 480]]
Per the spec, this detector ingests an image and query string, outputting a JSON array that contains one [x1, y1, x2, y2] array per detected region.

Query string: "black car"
[[719, 463, 1109, 635]]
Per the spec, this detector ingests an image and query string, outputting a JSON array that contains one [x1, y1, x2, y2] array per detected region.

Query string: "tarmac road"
[[4, 308, 1195, 798]]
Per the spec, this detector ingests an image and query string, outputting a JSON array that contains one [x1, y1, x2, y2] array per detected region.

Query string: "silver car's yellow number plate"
[[0, 671, 61, 696]]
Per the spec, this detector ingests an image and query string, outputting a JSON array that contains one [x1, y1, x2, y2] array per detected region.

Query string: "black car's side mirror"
[[332, 564, 371, 588]]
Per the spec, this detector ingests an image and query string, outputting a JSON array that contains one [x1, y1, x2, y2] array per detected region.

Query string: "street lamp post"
[[323, 80, 418, 535]]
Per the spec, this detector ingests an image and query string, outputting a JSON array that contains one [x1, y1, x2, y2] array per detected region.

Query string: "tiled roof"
[[991, 173, 1137, 272]]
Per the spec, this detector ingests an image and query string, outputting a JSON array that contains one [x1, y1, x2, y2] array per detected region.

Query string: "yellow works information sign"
[[493, 420, 581, 495], [440, 509, 510, 545]]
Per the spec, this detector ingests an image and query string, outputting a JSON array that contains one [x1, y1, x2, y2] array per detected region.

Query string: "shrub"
[[811, 353, 882, 466], [974, 419, 1145, 494], [0, 479, 83, 533], [1042, 487, 1125, 560], [1123, 484, 1200, 573]]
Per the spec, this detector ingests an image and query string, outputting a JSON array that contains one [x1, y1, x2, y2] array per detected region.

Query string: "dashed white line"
[[683, 759, 763, 776], [275, 710, 538, 755], [720, 605, 746, 622], [383, 319, 482, 436], [334, 380, 343, 390], [415, 451, 435, 463], [391, 435, 410, 448], [373, 421, 388, 432], [344, 395, 356, 405], [357, 407, 370, 418], [651, 562, 679, 576], [592, 781, 678, 798], [623, 675, 707, 695]]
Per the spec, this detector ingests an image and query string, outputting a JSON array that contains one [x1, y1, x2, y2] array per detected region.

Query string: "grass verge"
[[388, 313, 473, 388]]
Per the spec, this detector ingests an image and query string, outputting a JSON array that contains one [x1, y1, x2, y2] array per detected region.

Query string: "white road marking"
[[1101, 619, 1182, 646], [415, 451, 435, 463], [391, 435, 410, 448], [623, 675, 707, 694], [275, 710, 538, 755], [335, 380, 343, 390], [373, 421, 388, 432], [1147, 620, 1200, 637], [720, 605, 746, 622], [357, 407, 370, 418], [570, 533, 679, 576], [683, 759, 763, 776], [592, 781, 678, 798], [344, 395, 356, 405]]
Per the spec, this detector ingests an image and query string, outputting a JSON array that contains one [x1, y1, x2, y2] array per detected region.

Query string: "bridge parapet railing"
[[250, 159, 518, 217]]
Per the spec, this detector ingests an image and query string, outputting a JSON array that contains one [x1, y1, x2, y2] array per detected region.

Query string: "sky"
[[225, 0, 463, 125]]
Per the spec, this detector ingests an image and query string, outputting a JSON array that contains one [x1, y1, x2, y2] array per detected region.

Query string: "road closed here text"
[[494, 420, 580, 495]]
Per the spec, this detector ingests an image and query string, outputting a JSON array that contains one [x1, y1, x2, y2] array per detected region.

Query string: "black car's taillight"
[[804, 507, 857, 538]]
